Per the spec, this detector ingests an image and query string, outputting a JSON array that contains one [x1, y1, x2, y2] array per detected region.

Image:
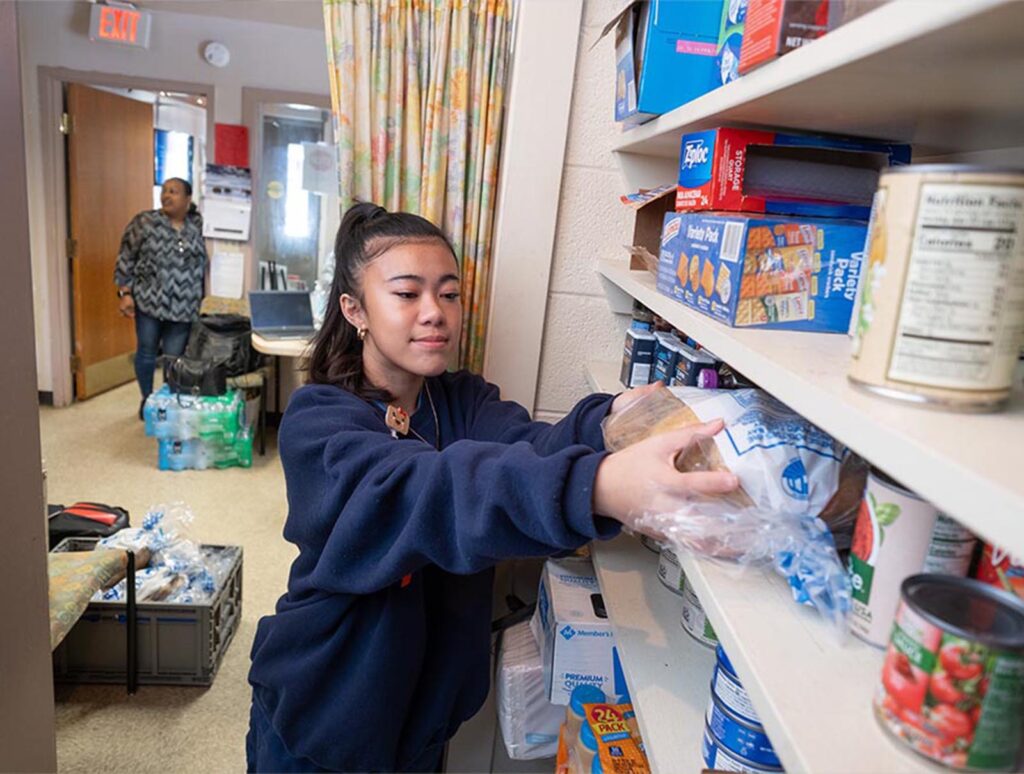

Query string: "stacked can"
[[680, 576, 718, 648], [703, 646, 783, 773], [657, 547, 685, 595]]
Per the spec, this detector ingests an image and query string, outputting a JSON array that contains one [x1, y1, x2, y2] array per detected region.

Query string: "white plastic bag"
[[602, 386, 853, 633], [496, 621, 564, 760]]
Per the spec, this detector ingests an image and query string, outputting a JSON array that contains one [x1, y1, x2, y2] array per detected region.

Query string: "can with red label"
[[874, 574, 1024, 770], [974, 543, 1024, 601]]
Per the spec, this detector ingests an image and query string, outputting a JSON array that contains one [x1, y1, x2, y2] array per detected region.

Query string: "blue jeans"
[[134, 310, 191, 399]]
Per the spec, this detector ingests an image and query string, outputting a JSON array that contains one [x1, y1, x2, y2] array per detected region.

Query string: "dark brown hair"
[[306, 202, 456, 401]]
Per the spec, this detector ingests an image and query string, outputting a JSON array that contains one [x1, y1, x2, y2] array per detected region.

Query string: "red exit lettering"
[[98, 6, 140, 43]]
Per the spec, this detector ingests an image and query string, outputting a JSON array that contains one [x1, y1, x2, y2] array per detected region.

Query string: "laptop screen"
[[248, 291, 314, 330]]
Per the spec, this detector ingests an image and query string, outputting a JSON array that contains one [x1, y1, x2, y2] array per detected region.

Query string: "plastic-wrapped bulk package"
[[496, 620, 564, 760]]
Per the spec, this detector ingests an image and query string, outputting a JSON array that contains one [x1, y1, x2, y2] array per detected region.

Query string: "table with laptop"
[[248, 290, 318, 414]]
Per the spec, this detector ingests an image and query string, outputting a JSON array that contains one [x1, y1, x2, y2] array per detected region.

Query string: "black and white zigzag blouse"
[[114, 209, 207, 322]]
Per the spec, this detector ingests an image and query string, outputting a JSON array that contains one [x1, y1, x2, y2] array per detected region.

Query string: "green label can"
[[875, 574, 1024, 770]]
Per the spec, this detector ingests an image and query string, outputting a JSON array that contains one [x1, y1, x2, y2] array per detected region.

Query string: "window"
[[253, 104, 338, 291]]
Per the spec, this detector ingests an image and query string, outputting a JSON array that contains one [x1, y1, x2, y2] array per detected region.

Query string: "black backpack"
[[48, 502, 130, 550], [184, 314, 259, 377]]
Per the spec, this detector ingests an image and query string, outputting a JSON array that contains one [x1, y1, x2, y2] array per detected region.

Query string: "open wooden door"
[[66, 83, 153, 398]]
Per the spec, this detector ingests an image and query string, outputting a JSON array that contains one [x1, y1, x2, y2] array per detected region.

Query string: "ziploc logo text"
[[682, 139, 709, 169]]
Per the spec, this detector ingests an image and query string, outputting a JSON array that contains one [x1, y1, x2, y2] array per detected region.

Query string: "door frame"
[[241, 87, 332, 292], [36, 67, 215, 406]]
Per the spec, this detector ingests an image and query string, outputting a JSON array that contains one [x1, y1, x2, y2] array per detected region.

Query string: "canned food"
[[681, 578, 718, 649], [849, 469, 939, 646], [974, 543, 1024, 601], [702, 724, 783, 773], [923, 514, 978, 578], [875, 574, 1024, 770], [706, 691, 781, 768], [849, 165, 1024, 411], [657, 548, 685, 595], [713, 646, 761, 726]]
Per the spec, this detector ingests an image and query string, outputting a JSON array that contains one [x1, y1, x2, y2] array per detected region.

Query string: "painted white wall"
[[532, 1, 637, 419], [18, 1, 329, 392]]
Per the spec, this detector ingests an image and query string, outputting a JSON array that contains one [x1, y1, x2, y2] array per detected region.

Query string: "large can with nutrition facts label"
[[848, 165, 1024, 411]]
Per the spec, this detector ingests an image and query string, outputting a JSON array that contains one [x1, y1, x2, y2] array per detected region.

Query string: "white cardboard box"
[[530, 557, 617, 705]]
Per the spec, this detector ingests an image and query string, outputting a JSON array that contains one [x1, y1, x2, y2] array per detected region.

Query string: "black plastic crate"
[[52, 537, 243, 686]]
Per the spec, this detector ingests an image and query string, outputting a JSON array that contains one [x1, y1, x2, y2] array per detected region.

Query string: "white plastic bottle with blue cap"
[[566, 684, 605, 744], [572, 716, 600, 774]]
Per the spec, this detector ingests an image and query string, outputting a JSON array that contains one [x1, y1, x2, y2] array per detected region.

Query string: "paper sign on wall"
[[301, 142, 338, 195], [210, 252, 245, 299]]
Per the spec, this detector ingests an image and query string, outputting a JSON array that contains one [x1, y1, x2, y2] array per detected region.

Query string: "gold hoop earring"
[[357, 327, 367, 341]]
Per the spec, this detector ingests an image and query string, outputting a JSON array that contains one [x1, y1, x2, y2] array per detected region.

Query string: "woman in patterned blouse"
[[114, 177, 207, 417]]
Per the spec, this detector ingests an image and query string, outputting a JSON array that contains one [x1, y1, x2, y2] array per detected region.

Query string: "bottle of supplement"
[[630, 300, 654, 332], [574, 718, 600, 774], [697, 366, 752, 390], [566, 684, 606, 748]]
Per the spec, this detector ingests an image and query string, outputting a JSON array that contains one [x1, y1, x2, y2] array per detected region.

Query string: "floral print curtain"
[[323, 0, 514, 372]]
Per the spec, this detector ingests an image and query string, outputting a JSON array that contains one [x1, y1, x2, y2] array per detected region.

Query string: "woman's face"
[[344, 239, 462, 379], [160, 180, 190, 219]]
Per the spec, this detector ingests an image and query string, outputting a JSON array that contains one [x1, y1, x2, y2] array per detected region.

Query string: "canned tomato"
[[702, 724, 783, 773], [681, 578, 718, 649], [706, 691, 781, 768], [657, 547, 685, 595], [974, 543, 1024, 601], [849, 469, 939, 646], [713, 645, 761, 726], [848, 165, 1024, 411], [875, 574, 1024, 770], [923, 514, 978, 578]]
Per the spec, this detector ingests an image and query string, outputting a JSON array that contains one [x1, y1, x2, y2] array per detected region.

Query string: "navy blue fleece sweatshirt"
[[247, 370, 620, 772]]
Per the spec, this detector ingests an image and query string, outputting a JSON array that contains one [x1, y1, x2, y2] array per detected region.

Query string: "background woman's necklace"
[[384, 381, 440, 449]]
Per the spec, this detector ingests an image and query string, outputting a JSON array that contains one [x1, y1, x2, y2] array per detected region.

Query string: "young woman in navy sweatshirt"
[[246, 204, 738, 772]]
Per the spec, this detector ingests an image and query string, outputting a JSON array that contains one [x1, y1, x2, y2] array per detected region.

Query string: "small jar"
[[565, 684, 606, 750]]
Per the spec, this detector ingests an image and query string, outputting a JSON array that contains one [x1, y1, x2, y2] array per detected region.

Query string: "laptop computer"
[[249, 290, 317, 340]]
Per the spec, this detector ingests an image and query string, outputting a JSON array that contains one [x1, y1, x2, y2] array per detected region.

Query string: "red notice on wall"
[[214, 124, 249, 167]]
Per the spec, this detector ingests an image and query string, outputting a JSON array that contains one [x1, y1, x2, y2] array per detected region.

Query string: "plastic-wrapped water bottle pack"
[[94, 502, 235, 604]]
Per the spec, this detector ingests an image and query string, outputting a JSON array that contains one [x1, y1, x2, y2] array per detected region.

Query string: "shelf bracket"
[[599, 272, 634, 315]]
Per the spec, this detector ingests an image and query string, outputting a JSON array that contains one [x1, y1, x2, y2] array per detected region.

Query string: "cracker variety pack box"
[[656, 211, 867, 332]]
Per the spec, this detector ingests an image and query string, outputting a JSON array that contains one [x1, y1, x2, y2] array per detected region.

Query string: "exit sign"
[[89, 3, 152, 49]]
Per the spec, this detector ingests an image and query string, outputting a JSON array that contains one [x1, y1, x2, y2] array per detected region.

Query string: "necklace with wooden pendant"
[[385, 404, 410, 437], [383, 382, 440, 449]]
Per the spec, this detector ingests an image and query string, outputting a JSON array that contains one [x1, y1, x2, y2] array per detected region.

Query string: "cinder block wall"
[[533, 1, 633, 422]]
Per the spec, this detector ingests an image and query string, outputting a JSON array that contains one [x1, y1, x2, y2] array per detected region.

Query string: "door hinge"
[[70, 354, 82, 372], [60, 112, 73, 135], [66, 237, 76, 259]]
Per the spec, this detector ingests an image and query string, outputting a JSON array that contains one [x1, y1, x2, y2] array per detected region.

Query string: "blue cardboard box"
[[657, 211, 867, 332], [602, 0, 728, 124]]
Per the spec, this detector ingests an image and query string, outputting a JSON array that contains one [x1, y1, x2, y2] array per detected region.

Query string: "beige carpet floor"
[[40, 381, 296, 773]]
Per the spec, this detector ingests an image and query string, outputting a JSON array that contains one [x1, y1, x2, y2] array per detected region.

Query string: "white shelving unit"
[[590, 536, 715, 774], [613, 0, 1024, 159], [593, 536, 945, 774], [595, 261, 1024, 557], [583, 3, 1024, 771]]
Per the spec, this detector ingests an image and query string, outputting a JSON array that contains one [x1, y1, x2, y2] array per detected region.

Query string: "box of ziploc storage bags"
[[657, 211, 866, 331], [530, 557, 617, 705]]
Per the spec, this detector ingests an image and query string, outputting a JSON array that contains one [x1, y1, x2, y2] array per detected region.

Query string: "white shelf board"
[[595, 259, 1024, 557], [677, 551, 944, 773], [591, 535, 714, 774], [613, 0, 1024, 158]]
